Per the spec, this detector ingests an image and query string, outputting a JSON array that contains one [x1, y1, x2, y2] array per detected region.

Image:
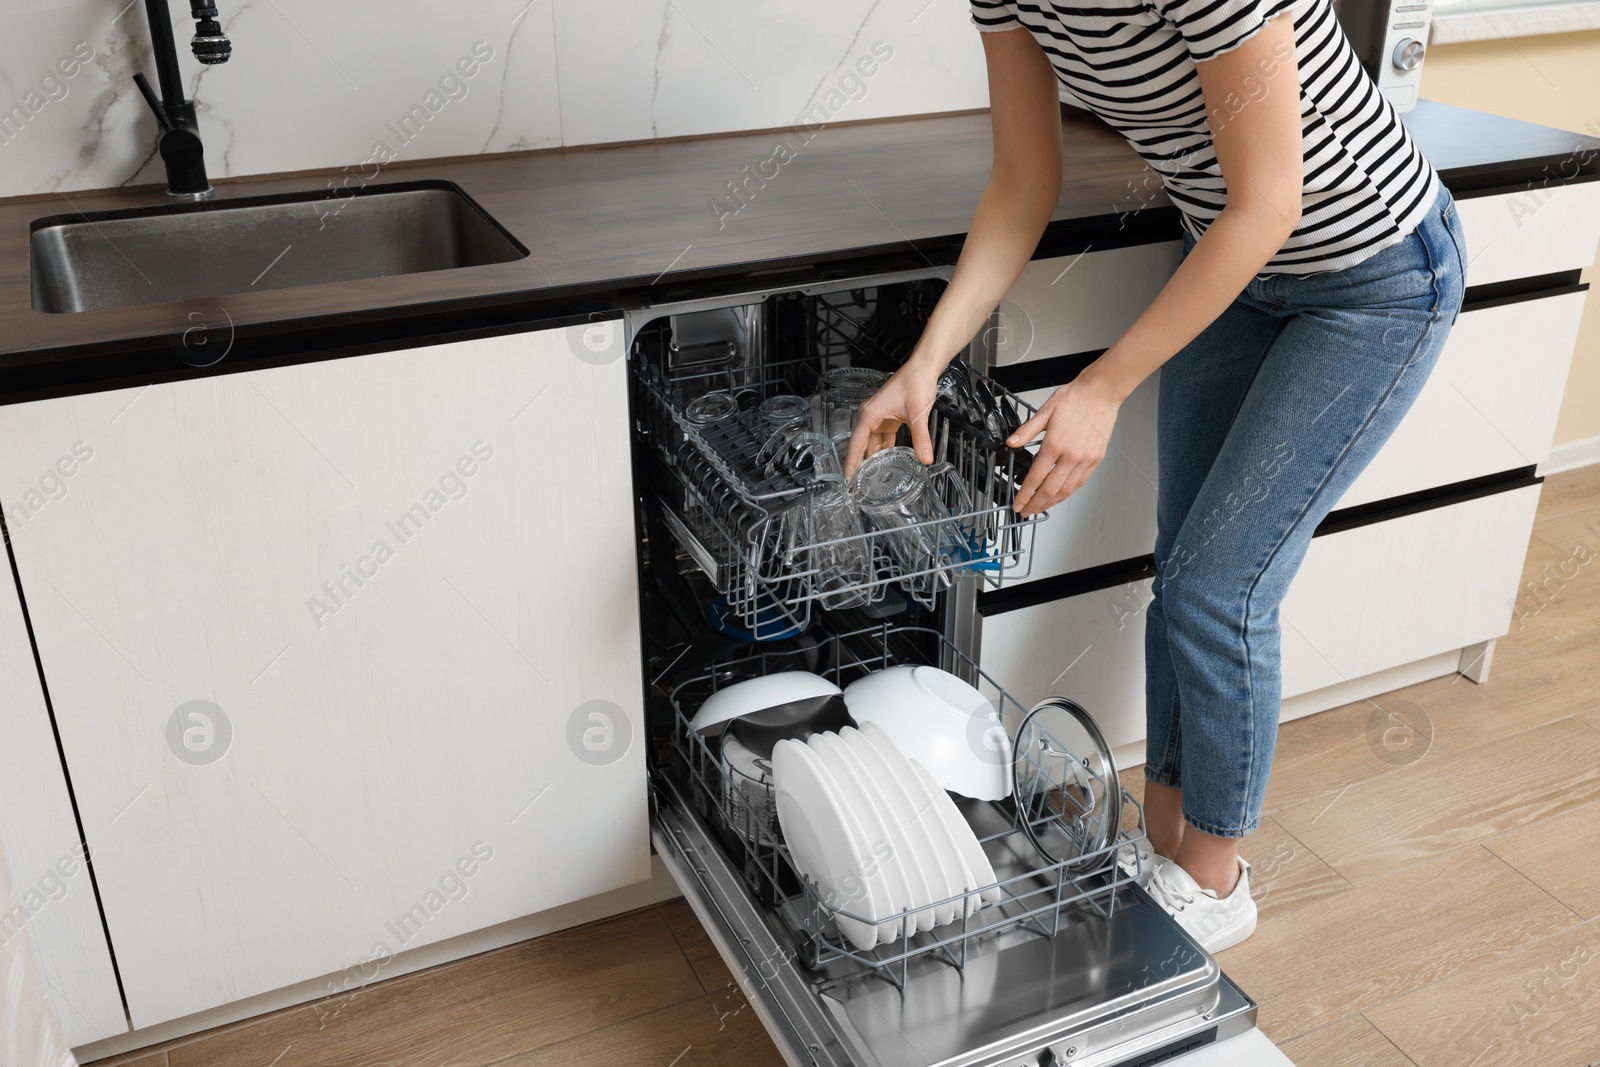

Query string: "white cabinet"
[[980, 576, 1153, 757], [1279, 484, 1540, 696], [0, 558, 125, 1046], [1334, 290, 1587, 509], [0, 322, 648, 1028], [980, 485, 1540, 757], [992, 241, 1184, 367], [1010, 376, 1161, 584], [1455, 181, 1600, 286]]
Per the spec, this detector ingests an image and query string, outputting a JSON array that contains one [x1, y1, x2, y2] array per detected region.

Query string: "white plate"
[[822, 729, 938, 936], [911, 758, 1004, 909], [772, 738, 892, 951], [858, 721, 985, 923], [809, 732, 914, 945], [839, 726, 950, 933]]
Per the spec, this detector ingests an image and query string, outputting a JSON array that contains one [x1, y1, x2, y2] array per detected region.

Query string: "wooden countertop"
[[0, 100, 1595, 379]]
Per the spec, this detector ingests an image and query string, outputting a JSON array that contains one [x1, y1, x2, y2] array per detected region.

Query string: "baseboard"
[[72, 856, 682, 1063], [1541, 434, 1600, 476]]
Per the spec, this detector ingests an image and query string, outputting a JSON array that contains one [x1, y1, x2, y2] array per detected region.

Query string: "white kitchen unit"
[[0, 321, 648, 1028], [0, 553, 127, 1046], [1454, 180, 1600, 286], [1009, 378, 1161, 583], [1276, 484, 1541, 696], [979, 175, 1599, 756], [1335, 289, 1587, 508], [990, 241, 1184, 369], [979, 483, 1541, 754]]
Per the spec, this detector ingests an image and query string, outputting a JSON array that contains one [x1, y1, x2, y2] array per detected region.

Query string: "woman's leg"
[[1158, 189, 1466, 895], [1145, 292, 1286, 859]]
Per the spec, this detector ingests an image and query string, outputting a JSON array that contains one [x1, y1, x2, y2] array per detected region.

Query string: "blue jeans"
[[1143, 182, 1467, 838]]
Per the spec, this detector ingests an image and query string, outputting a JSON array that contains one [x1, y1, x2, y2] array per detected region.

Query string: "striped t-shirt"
[[970, 0, 1440, 274]]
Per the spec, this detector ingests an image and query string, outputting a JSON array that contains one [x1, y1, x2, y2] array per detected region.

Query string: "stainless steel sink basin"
[[30, 181, 528, 314]]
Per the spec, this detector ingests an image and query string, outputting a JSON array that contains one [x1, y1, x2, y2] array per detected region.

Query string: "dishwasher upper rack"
[[636, 364, 1044, 639], [665, 623, 1146, 994]]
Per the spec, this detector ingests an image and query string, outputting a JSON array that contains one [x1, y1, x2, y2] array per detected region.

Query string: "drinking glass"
[[853, 447, 981, 593], [818, 367, 887, 444]]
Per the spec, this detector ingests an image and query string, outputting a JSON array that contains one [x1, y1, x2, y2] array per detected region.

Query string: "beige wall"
[[1423, 29, 1600, 449]]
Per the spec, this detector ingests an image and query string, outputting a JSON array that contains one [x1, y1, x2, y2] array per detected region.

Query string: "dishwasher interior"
[[627, 267, 1257, 1067]]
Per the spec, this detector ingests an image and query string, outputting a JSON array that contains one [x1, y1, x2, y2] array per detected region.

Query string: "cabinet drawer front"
[[1280, 483, 1538, 696], [980, 578, 1154, 756], [1009, 375, 1160, 585], [993, 241, 1184, 367], [1456, 180, 1600, 286], [979, 484, 1538, 749], [1335, 289, 1586, 510]]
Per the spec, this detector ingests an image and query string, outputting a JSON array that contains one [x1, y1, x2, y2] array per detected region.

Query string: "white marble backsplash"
[[0, 0, 989, 199]]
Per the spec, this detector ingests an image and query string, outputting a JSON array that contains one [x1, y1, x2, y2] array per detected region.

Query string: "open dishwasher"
[[624, 262, 1258, 1067]]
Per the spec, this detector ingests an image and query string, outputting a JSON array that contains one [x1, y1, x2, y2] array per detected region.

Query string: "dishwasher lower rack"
[[636, 361, 1043, 641], [664, 622, 1146, 994]]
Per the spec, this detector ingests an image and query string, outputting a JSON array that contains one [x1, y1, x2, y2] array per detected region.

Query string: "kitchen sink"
[[30, 180, 528, 314]]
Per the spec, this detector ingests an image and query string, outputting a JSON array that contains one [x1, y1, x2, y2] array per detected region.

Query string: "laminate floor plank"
[[84, 1053, 168, 1067], [1221, 847, 1575, 1042], [1439, 717, 1600, 834], [1504, 529, 1600, 649], [1264, 697, 1450, 817], [659, 899, 736, 995], [1271, 756, 1498, 885], [1484, 796, 1600, 920], [1509, 506, 1600, 646], [482, 989, 784, 1067], [1535, 465, 1600, 523], [1276, 1014, 1418, 1067], [1376, 624, 1600, 755], [1239, 817, 1353, 922], [1363, 921, 1600, 1067], [164, 909, 702, 1067]]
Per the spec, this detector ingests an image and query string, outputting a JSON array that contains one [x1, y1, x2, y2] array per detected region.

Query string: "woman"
[[844, 0, 1466, 951]]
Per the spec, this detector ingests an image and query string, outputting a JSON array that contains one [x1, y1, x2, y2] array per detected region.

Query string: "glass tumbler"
[[799, 478, 872, 609], [685, 391, 739, 426], [818, 367, 887, 445], [853, 446, 979, 592]]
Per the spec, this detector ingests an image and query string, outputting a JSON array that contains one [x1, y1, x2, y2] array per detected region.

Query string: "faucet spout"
[[139, 0, 230, 199]]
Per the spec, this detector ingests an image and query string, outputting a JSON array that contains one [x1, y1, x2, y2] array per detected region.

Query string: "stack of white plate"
[[772, 723, 1006, 952]]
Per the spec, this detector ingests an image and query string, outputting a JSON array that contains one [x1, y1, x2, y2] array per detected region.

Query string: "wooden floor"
[[89, 466, 1600, 1067]]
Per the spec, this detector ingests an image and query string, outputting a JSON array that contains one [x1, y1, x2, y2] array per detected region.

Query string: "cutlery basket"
[[662, 622, 1146, 993], [634, 284, 1044, 641]]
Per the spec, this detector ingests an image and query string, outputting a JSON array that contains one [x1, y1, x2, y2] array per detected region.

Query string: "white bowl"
[[842, 665, 1013, 801], [688, 671, 842, 735]]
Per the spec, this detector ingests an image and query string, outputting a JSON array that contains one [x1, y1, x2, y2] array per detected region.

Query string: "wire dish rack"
[[636, 290, 1045, 640], [664, 623, 1147, 993]]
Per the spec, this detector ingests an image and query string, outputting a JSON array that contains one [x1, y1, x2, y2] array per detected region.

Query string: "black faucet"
[[132, 0, 231, 200]]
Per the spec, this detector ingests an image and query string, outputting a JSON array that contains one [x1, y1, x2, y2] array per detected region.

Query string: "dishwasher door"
[[651, 776, 1257, 1067]]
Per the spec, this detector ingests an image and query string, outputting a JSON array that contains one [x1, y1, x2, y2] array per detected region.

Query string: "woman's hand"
[[1007, 374, 1123, 516], [843, 358, 943, 478]]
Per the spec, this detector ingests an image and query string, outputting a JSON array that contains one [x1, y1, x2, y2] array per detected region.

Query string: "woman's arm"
[[847, 13, 1306, 519], [1005, 13, 1304, 515], [844, 27, 1062, 476]]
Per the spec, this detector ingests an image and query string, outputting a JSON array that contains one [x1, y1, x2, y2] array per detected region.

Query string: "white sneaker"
[[1116, 838, 1162, 889], [1146, 856, 1257, 953]]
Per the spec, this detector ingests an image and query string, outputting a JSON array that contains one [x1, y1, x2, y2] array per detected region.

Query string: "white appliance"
[[1334, 0, 1434, 111]]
